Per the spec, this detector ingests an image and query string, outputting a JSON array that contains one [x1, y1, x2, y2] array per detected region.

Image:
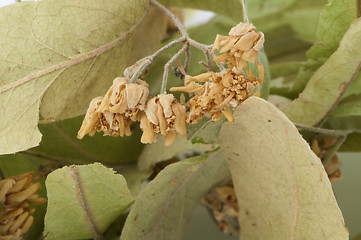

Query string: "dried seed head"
[[140, 94, 186, 146], [311, 137, 342, 183], [212, 22, 264, 73], [170, 64, 263, 124], [77, 77, 149, 139], [0, 172, 46, 239], [201, 180, 239, 235]]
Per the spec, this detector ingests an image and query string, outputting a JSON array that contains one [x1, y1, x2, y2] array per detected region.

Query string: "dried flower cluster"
[[140, 94, 186, 146], [202, 180, 239, 235], [213, 22, 264, 73], [0, 172, 46, 240], [311, 137, 342, 183], [77, 78, 185, 145], [171, 63, 263, 123], [77, 77, 149, 139], [78, 22, 264, 145]]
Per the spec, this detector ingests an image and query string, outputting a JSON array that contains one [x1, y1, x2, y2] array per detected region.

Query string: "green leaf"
[[29, 116, 144, 165], [259, 50, 271, 99], [187, 117, 226, 144], [137, 135, 216, 172], [307, 0, 356, 60], [0, 153, 47, 240], [219, 97, 348, 239], [0, 0, 148, 155], [120, 151, 230, 240], [339, 133, 361, 152], [283, 18, 361, 126], [114, 163, 151, 196], [44, 163, 134, 240], [330, 94, 361, 117]]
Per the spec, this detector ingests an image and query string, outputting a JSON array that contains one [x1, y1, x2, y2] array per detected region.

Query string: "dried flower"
[[77, 77, 149, 139], [311, 137, 342, 183], [202, 180, 239, 235], [212, 22, 264, 73], [140, 94, 186, 146], [170, 63, 263, 124], [0, 172, 46, 240]]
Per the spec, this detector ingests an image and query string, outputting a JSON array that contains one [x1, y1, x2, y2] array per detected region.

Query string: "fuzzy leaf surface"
[[283, 18, 361, 126], [138, 135, 216, 172], [120, 151, 230, 240], [30, 116, 144, 165], [44, 163, 134, 240], [219, 97, 348, 240], [0, 0, 148, 155]]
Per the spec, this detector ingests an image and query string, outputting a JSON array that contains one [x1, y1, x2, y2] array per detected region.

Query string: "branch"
[[127, 37, 186, 82], [161, 43, 189, 94], [149, 0, 188, 38], [295, 124, 352, 136]]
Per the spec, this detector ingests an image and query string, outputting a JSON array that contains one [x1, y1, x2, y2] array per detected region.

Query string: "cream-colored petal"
[[158, 94, 174, 118], [242, 49, 258, 63], [220, 37, 238, 53], [115, 114, 125, 136], [157, 103, 168, 135], [144, 97, 159, 125], [253, 32, 265, 51], [212, 34, 228, 51], [234, 31, 259, 51], [77, 97, 103, 139], [222, 106, 234, 122], [188, 72, 214, 83], [165, 131, 178, 146], [229, 22, 256, 36], [170, 82, 203, 94], [140, 113, 157, 143], [172, 104, 187, 136], [126, 84, 143, 109]]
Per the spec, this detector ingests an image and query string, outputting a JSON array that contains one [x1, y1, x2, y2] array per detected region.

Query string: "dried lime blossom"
[[170, 63, 264, 124], [213, 22, 264, 73], [202, 180, 239, 235], [0, 172, 46, 240], [140, 94, 186, 146], [77, 77, 149, 139]]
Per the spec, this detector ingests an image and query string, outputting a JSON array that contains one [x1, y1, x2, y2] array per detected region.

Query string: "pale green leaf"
[[30, 116, 144, 165], [137, 135, 216, 172], [268, 94, 292, 110], [339, 133, 361, 152], [331, 94, 361, 117], [187, 117, 226, 144], [0, 0, 148, 155], [307, 0, 356, 60], [120, 151, 230, 240], [114, 163, 151, 196], [283, 18, 361, 126], [287, 0, 356, 97], [219, 97, 348, 240], [44, 163, 134, 240]]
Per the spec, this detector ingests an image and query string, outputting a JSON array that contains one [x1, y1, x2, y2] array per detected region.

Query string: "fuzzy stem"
[[161, 43, 189, 94], [295, 124, 353, 136], [129, 37, 186, 82], [184, 44, 191, 73], [149, 0, 188, 38], [322, 136, 346, 167], [188, 39, 225, 71], [240, 0, 250, 23]]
